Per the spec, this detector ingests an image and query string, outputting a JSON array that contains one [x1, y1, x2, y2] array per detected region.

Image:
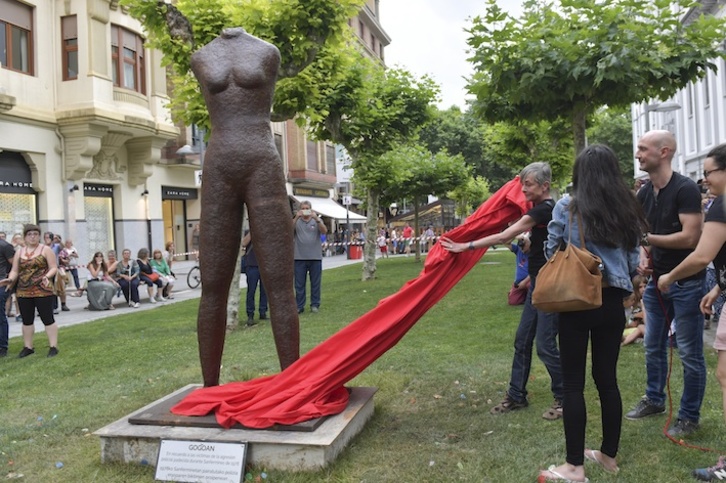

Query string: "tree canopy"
[[467, 0, 726, 154]]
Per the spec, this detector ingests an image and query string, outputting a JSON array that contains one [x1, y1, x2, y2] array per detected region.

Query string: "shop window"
[[111, 24, 146, 94], [0, 193, 36, 235], [85, 195, 115, 254], [0, 0, 34, 75], [61, 15, 78, 80]]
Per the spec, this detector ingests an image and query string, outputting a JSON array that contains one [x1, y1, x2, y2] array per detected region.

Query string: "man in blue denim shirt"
[[628, 130, 706, 438], [441, 162, 563, 420]]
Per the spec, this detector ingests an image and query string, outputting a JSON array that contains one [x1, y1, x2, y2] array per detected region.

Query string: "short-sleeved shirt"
[[294, 218, 323, 260], [706, 195, 726, 290], [637, 173, 704, 278], [527, 199, 554, 276]]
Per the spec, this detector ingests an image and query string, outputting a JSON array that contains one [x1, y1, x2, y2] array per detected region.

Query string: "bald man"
[[626, 130, 706, 438]]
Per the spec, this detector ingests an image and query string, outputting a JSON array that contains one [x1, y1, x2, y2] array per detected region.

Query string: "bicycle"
[[187, 265, 201, 289]]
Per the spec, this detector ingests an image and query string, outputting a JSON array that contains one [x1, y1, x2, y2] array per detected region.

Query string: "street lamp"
[[644, 101, 681, 131], [389, 203, 398, 218]]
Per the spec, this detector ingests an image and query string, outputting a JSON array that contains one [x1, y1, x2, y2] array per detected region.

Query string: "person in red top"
[[402, 222, 414, 257]]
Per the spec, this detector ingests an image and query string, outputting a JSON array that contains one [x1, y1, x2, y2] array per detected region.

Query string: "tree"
[[309, 62, 439, 279], [587, 106, 635, 184], [467, 0, 726, 155], [381, 144, 471, 261], [482, 119, 574, 187], [448, 175, 491, 220], [123, 0, 364, 127], [419, 107, 513, 190]]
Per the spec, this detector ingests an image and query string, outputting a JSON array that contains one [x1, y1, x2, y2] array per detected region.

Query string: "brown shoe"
[[542, 399, 563, 420], [490, 394, 528, 415]]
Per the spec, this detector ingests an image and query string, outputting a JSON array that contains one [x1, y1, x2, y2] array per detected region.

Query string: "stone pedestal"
[[95, 385, 376, 471]]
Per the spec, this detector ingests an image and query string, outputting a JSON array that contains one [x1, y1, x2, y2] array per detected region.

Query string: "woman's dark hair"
[[570, 144, 648, 248], [23, 224, 41, 237], [137, 248, 149, 259], [89, 251, 108, 273], [707, 143, 726, 170]]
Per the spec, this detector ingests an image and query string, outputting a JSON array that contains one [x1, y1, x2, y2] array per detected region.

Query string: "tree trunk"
[[572, 105, 588, 156], [226, 234, 245, 330], [361, 189, 379, 281]]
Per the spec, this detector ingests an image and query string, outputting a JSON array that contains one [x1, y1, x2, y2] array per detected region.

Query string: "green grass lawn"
[[1, 250, 723, 482]]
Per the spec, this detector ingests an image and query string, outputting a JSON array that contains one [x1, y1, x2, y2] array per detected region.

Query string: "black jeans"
[[558, 287, 627, 466]]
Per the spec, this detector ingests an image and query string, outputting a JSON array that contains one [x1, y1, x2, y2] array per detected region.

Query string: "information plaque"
[[155, 440, 246, 483]]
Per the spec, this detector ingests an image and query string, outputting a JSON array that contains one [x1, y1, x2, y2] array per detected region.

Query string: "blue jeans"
[[508, 275, 563, 402], [245, 266, 268, 317], [294, 259, 322, 311], [643, 277, 706, 422], [0, 286, 8, 351]]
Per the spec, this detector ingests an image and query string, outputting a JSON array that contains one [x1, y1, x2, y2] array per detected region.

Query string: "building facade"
[[0, 0, 388, 260], [632, 1, 726, 181], [0, 0, 186, 262]]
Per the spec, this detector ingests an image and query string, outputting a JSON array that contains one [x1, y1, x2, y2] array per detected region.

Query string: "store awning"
[[292, 195, 367, 222]]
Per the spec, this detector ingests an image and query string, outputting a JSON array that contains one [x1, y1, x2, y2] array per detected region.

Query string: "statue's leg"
[[248, 192, 300, 370], [197, 189, 243, 387]]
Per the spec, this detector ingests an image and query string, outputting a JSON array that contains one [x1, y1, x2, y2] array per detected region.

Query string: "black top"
[[0, 239, 14, 280], [245, 243, 259, 268], [527, 199, 555, 276], [637, 172, 704, 279], [706, 195, 726, 290]]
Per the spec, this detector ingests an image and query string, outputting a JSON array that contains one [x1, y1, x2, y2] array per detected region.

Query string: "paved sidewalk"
[[8, 254, 365, 340]]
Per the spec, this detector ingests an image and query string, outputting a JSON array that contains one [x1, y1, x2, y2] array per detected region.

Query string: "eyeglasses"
[[703, 167, 725, 178]]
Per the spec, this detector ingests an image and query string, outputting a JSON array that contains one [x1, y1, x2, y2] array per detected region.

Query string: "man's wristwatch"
[[641, 232, 650, 247], [468, 241, 475, 250]]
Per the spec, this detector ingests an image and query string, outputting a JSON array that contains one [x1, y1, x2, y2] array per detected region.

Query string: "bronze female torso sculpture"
[[191, 28, 299, 386]]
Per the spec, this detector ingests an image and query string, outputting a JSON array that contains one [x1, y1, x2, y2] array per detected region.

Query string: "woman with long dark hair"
[[86, 252, 118, 311], [538, 145, 647, 482]]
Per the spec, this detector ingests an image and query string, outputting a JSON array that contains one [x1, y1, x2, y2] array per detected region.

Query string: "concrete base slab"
[[95, 384, 377, 471]]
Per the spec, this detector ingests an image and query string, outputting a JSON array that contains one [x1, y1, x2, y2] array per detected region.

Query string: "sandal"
[[490, 394, 528, 415], [542, 399, 563, 420], [538, 465, 589, 483], [584, 449, 619, 474]]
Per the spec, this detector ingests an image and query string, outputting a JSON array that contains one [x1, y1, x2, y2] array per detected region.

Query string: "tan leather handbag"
[[532, 211, 603, 313]]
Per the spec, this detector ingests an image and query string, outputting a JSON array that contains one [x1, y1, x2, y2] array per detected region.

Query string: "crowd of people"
[[440, 132, 726, 482], [0, 229, 179, 359]]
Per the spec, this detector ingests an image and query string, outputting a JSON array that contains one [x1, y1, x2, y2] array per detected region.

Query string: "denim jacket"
[[545, 197, 639, 293]]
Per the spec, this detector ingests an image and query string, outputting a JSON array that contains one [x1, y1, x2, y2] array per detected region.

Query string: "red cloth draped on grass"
[[171, 177, 530, 428]]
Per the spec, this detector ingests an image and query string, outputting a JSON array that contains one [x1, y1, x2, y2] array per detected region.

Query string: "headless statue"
[[191, 27, 300, 386]]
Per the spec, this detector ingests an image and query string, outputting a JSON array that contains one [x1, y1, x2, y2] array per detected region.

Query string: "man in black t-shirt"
[[441, 162, 563, 420], [626, 129, 706, 439]]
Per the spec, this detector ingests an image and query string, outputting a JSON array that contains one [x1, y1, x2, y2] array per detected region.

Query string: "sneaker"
[[129, 302, 135, 307], [542, 399, 563, 420], [150, 297, 157, 304], [0, 348, 7, 358], [693, 456, 726, 481], [47, 347, 59, 358], [311, 306, 319, 313], [490, 394, 529, 415], [259, 313, 268, 320], [61, 304, 70, 312], [18, 347, 35, 358], [133, 302, 140, 308], [245, 317, 258, 327], [156, 295, 166, 302], [53, 308, 60, 315], [625, 397, 665, 420], [667, 418, 699, 438], [15, 315, 22, 323]]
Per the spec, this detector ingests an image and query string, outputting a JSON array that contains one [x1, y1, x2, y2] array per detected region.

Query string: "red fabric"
[[171, 178, 530, 428]]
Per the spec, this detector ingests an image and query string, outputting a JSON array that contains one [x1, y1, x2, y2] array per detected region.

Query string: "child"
[[377, 232, 389, 259], [622, 275, 647, 346]]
